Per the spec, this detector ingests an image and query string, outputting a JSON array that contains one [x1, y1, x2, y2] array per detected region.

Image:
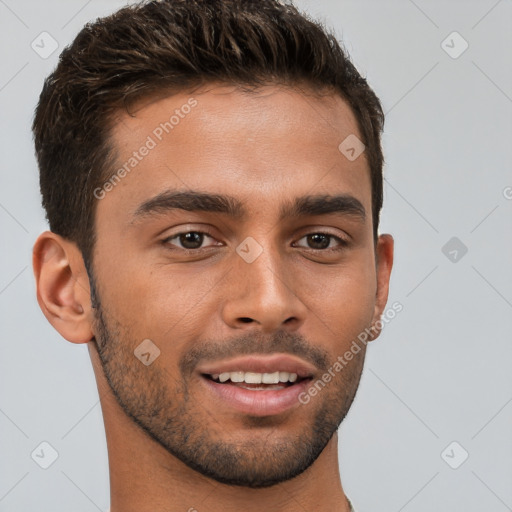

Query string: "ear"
[[369, 233, 394, 341], [32, 231, 94, 343]]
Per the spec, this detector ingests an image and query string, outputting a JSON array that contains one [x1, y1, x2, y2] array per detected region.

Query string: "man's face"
[[90, 84, 389, 487]]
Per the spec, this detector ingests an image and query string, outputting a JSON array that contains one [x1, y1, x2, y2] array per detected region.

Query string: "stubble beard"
[[91, 290, 365, 488]]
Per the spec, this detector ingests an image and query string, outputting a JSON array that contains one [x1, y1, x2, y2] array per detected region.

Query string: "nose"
[[220, 242, 308, 333]]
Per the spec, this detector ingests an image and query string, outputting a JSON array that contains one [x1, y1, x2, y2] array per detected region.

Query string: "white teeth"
[[279, 371, 290, 382], [210, 371, 299, 384], [262, 371, 280, 384], [245, 372, 262, 384], [230, 371, 244, 382]]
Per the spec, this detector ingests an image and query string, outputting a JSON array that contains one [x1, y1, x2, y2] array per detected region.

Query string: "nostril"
[[239, 317, 253, 323]]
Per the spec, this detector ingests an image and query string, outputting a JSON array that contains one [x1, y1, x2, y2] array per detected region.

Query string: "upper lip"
[[197, 354, 316, 379]]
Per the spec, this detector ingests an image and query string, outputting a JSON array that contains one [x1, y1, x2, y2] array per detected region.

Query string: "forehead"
[[101, 83, 371, 225]]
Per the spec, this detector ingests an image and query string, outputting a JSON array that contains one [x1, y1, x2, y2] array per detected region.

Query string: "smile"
[[200, 372, 313, 416], [209, 370, 299, 385]]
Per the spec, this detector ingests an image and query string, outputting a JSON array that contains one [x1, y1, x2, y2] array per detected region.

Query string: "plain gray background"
[[1, 0, 511, 510]]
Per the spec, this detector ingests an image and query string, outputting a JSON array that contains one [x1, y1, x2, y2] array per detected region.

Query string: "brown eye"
[[178, 232, 204, 249], [295, 233, 347, 251], [306, 234, 330, 249], [163, 231, 218, 250]]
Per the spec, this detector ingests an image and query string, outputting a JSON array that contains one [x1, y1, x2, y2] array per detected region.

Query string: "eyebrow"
[[132, 190, 366, 224]]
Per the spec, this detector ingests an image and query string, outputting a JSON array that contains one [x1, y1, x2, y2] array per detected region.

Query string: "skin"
[[33, 83, 393, 512]]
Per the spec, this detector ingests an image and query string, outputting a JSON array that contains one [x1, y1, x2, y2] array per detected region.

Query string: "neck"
[[89, 342, 352, 512]]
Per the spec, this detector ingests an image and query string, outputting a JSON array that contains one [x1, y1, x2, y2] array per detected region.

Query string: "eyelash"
[[161, 229, 349, 253]]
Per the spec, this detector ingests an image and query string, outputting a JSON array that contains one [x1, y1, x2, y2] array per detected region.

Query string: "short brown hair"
[[33, 0, 385, 272]]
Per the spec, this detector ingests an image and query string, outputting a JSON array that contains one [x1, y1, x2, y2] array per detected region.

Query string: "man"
[[32, 0, 393, 510]]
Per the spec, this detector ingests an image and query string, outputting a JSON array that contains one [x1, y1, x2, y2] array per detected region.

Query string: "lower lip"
[[200, 376, 312, 417]]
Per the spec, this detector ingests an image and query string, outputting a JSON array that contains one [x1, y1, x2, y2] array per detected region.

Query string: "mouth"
[[202, 371, 310, 391], [197, 355, 316, 416]]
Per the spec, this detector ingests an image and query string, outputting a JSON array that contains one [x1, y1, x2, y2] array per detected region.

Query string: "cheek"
[[294, 260, 377, 338], [96, 261, 223, 344]]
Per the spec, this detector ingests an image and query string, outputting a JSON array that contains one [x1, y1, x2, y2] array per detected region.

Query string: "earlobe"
[[32, 231, 94, 344], [369, 233, 394, 341]]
